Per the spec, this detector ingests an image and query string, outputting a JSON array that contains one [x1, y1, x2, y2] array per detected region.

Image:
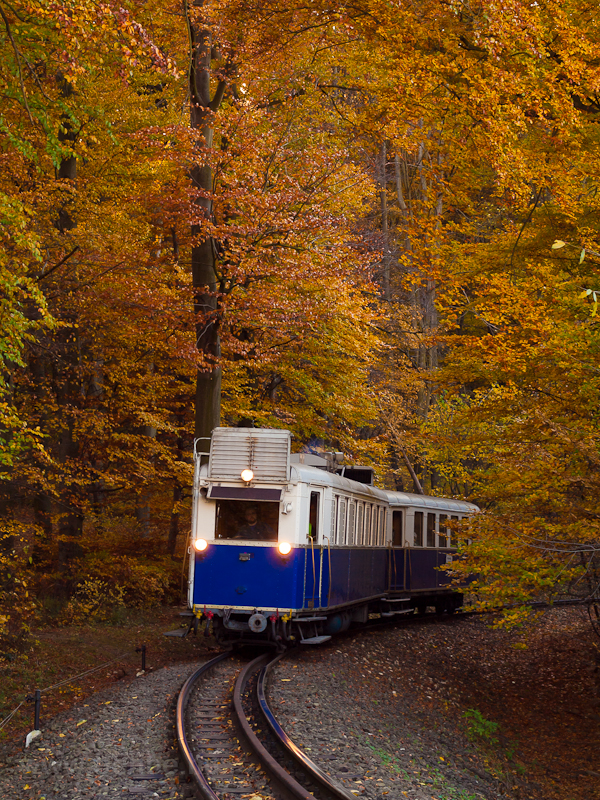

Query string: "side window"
[[308, 491, 320, 541], [338, 498, 347, 545], [356, 503, 363, 545], [378, 507, 385, 545], [392, 510, 403, 546], [365, 505, 371, 545], [427, 513, 436, 547], [331, 495, 338, 544], [414, 511, 423, 547], [348, 501, 355, 545], [450, 514, 459, 547], [439, 514, 448, 548]]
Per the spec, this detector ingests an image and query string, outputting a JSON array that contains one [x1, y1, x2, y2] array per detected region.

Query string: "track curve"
[[176, 649, 357, 800]]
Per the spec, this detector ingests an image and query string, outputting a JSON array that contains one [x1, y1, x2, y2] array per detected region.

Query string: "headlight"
[[278, 542, 292, 555], [241, 468, 254, 482], [194, 538, 208, 551]]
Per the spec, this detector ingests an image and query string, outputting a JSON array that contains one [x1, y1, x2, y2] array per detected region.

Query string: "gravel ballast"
[[0, 664, 198, 799]]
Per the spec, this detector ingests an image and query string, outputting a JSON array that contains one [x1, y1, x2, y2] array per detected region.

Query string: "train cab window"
[[215, 500, 279, 541], [308, 491, 319, 541], [426, 513, 436, 547], [450, 515, 459, 547], [414, 511, 423, 546], [392, 510, 403, 546], [378, 507, 385, 545], [439, 514, 448, 548]]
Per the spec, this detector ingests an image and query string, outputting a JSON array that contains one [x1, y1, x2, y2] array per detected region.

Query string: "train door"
[[387, 509, 404, 591], [392, 510, 403, 545], [303, 488, 325, 610], [308, 490, 320, 541]]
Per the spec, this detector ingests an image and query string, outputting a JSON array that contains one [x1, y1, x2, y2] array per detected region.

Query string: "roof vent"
[[208, 427, 291, 483]]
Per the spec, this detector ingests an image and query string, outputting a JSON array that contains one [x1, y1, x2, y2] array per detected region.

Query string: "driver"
[[234, 505, 275, 540]]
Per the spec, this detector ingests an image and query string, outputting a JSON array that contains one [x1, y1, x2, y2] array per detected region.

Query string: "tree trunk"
[[187, 3, 227, 441]]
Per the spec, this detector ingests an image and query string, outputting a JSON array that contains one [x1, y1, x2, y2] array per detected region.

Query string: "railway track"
[[176, 649, 357, 800]]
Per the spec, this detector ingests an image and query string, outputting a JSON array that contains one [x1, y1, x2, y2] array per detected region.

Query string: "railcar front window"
[[215, 500, 279, 541]]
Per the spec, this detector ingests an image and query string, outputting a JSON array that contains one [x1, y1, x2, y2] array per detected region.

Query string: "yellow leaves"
[[551, 240, 566, 249]]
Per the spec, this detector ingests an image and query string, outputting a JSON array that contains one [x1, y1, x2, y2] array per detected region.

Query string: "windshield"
[[215, 500, 279, 541]]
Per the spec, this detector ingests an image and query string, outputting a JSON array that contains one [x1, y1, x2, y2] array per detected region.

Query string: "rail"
[[177, 647, 360, 800], [256, 655, 357, 800], [175, 650, 231, 800]]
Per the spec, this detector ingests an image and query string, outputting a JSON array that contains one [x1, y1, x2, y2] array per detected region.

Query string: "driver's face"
[[245, 507, 258, 524]]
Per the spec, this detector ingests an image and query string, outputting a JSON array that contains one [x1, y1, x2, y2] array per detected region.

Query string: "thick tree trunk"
[[57, 77, 77, 232], [187, 5, 227, 441]]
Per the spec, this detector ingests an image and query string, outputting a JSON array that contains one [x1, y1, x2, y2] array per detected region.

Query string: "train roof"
[[200, 428, 479, 514], [384, 491, 479, 513], [291, 463, 390, 501], [291, 464, 478, 513]]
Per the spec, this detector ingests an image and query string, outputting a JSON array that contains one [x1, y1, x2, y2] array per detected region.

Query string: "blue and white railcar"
[[188, 428, 477, 645]]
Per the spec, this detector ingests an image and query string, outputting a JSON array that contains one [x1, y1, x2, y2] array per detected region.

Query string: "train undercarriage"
[[194, 590, 464, 647]]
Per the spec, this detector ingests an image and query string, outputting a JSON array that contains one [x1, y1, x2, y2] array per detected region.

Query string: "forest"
[[1, 0, 600, 652]]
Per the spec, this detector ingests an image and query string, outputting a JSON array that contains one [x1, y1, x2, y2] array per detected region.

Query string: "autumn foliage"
[[1, 0, 600, 648]]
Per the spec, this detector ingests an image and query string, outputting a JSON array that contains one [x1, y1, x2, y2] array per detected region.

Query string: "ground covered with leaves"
[[345, 606, 599, 800], [0, 607, 216, 746], [1, 606, 597, 800]]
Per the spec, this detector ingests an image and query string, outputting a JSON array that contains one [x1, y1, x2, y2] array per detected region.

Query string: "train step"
[[385, 597, 410, 603], [299, 635, 332, 645]]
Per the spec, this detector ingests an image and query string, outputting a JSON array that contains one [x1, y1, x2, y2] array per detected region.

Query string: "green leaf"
[[580, 249, 586, 263], [551, 240, 566, 249], [579, 289, 592, 298]]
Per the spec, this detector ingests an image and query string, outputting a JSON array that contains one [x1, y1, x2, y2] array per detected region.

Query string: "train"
[[187, 427, 478, 645]]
